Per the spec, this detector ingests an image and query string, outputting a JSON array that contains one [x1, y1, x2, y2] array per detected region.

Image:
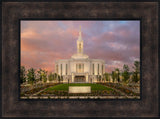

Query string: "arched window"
[[61, 64, 62, 75], [79, 43, 81, 49], [98, 64, 99, 74], [66, 64, 67, 75], [93, 64, 94, 75], [79, 43, 81, 53]]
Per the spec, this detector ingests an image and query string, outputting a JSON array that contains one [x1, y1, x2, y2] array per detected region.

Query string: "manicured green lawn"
[[44, 83, 113, 91]]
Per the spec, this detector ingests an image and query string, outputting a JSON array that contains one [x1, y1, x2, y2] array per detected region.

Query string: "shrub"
[[37, 93, 41, 96]]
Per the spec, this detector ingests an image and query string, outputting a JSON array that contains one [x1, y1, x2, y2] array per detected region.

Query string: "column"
[[72, 73, 74, 82], [86, 73, 88, 82]]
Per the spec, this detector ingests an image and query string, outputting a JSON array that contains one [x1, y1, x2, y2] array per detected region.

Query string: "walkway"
[[32, 85, 55, 96], [102, 84, 128, 98]]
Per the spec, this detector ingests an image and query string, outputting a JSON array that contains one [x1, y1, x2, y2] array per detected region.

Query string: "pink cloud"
[[21, 21, 140, 73]]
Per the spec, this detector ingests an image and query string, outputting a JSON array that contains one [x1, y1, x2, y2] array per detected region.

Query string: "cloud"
[[21, 21, 140, 73]]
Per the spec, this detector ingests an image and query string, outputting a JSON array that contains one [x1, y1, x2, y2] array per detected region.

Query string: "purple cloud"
[[21, 20, 140, 73]]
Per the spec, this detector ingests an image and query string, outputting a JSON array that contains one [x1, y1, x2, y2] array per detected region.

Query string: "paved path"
[[102, 85, 128, 97], [32, 85, 54, 96]]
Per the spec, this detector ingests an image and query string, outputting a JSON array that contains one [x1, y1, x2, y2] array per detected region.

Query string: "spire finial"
[[79, 25, 81, 32], [78, 25, 82, 40]]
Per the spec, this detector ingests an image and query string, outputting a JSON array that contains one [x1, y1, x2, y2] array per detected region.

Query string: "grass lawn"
[[44, 83, 113, 91]]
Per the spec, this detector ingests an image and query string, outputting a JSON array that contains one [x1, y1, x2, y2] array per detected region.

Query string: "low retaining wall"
[[69, 86, 91, 93]]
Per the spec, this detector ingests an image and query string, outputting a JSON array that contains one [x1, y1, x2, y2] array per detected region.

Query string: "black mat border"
[[0, 0, 2, 118], [1, 0, 160, 2], [18, 18, 142, 102]]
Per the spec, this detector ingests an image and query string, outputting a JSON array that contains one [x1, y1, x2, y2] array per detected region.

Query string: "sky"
[[21, 20, 140, 73]]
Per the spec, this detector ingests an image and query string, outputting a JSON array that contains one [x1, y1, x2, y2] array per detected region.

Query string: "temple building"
[[55, 27, 105, 83]]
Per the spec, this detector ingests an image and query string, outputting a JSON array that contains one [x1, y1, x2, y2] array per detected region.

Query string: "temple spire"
[[77, 26, 83, 54], [78, 25, 82, 41], [79, 25, 81, 32]]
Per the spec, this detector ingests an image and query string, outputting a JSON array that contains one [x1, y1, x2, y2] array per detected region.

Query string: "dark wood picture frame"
[[1, 0, 159, 118]]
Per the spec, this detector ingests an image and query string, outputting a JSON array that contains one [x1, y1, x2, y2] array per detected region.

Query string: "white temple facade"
[[55, 27, 105, 83]]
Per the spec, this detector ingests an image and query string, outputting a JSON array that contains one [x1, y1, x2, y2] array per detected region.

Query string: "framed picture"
[[20, 20, 141, 100], [1, 0, 159, 118]]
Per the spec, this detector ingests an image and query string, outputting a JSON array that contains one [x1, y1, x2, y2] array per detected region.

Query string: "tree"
[[103, 73, 109, 82], [20, 66, 26, 84], [27, 68, 36, 84], [122, 64, 130, 82], [42, 70, 48, 83], [115, 68, 120, 82], [37, 68, 48, 83], [111, 71, 116, 83], [102, 77, 105, 83], [61, 76, 63, 82], [53, 73, 58, 81], [58, 75, 61, 83], [37, 68, 43, 81], [48, 72, 54, 81], [132, 61, 140, 82], [98, 75, 102, 82]]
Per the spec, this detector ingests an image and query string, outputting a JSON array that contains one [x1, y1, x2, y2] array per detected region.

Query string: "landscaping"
[[20, 60, 140, 99], [20, 83, 140, 98], [101, 83, 140, 96], [39, 83, 121, 96], [20, 83, 60, 96], [45, 83, 113, 91]]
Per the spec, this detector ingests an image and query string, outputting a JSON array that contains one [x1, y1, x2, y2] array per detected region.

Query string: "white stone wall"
[[84, 61, 90, 73], [70, 61, 76, 73], [55, 58, 105, 82]]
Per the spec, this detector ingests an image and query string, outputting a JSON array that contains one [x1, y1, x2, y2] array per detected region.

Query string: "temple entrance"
[[74, 76, 86, 83]]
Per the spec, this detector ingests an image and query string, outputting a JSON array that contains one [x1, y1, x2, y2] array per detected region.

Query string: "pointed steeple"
[[77, 25, 83, 54], [78, 25, 82, 41]]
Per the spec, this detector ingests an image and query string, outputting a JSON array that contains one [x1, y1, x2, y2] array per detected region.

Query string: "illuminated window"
[[76, 63, 84, 73], [79, 64, 81, 73], [82, 64, 84, 72], [79, 43, 82, 53], [98, 64, 99, 75], [61, 64, 62, 75]]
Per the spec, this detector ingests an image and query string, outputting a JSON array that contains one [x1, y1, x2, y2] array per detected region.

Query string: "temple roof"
[[71, 53, 89, 59]]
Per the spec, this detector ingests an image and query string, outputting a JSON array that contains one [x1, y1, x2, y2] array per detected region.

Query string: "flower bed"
[[101, 83, 140, 96], [21, 83, 60, 96], [39, 89, 121, 96]]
